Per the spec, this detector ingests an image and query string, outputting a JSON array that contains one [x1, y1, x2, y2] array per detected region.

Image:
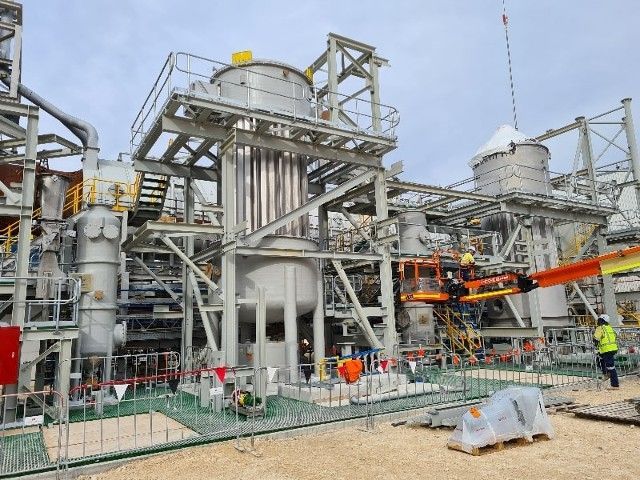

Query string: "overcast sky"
[[20, 1, 640, 186]]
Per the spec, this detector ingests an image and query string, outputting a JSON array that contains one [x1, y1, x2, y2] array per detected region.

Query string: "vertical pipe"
[[312, 272, 325, 376], [284, 265, 298, 381], [182, 179, 195, 370]]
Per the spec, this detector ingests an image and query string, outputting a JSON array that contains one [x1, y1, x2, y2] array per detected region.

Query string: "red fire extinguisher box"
[[0, 326, 20, 385]]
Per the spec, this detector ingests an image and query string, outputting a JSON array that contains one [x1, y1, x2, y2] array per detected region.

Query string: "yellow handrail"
[[1, 178, 135, 253], [434, 306, 482, 356]]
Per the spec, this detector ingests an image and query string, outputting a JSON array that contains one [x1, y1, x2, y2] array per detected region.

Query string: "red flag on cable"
[[213, 366, 226, 383], [502, 13, 508, 26], [380, 359, 389, 372]]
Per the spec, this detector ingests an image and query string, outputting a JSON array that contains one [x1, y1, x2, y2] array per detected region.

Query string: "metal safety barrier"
[[3, 334, 639, 477]]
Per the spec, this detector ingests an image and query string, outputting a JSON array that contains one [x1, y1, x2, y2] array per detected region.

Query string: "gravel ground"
[[80, 376, 640, 480]]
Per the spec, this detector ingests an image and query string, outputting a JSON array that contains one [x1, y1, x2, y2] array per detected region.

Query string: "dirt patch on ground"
[[46, 413, 196, 460], [80, 377, 640, 480]]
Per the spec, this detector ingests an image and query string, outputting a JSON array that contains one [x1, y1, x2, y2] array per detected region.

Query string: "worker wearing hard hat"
[[593, 314, 619, 389], [459, 246, 476, 281]]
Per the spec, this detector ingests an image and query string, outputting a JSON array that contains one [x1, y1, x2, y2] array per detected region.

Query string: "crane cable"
[[501, 0, 518, 130]]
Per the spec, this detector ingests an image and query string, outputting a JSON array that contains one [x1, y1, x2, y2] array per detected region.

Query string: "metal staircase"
[[434, 305, 484, 357], [129, 173, 169, 226]]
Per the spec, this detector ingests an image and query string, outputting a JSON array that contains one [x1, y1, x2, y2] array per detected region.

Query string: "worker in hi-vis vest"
[[459, 246, 476, 281], [593, 314, 619, 389]]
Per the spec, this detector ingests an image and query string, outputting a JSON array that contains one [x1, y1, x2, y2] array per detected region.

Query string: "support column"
[[368, 56, 382, 133], [523, 222, 543, 335], [622, 98, 640, 211], [5, 106, 37, 422], [597, 228, 619, 325], [181, 179, 195, 370], [221, 135, 238, 365], [255, 286, 266, 399], [55, 340, 72, 420], [312, 272, 325, 375], [284, 265, 298, 381], [11, 107, 37, 328], [578, 116, 599, 204], [327, 36, 339, 123], [374, 170, 397, 354]]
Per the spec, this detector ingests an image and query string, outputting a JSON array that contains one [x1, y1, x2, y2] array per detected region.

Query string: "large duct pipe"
[[284, 265, 298, 381], [0, 76, 99, 169]]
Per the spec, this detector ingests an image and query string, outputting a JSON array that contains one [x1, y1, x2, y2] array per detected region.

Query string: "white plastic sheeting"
[[469, 124, 534, 167], [448, 387, 554, 454]]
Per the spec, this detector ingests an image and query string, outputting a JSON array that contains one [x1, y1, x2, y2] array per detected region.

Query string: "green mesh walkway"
[[0, 431, 51, 475]]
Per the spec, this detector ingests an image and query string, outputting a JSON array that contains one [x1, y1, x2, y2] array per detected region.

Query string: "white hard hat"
[[468, 246, 476, 253], [597, 314, 610, 324]]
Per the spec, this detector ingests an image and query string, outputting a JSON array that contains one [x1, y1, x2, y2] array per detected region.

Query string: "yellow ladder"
[[434, 306, 483, 356]]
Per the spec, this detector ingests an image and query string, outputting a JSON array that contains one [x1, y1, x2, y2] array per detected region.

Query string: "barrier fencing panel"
[[4, 332, 640, 475]]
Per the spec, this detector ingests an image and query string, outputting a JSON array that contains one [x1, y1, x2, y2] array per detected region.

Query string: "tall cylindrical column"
[[76, 205, 122, 360], [284, 265, 298, 381]]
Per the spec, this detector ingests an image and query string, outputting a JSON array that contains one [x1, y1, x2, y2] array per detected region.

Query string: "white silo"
[[470, 125, 569, 327]]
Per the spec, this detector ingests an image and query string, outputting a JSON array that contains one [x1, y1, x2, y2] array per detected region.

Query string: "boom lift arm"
[[457, 245, 640, 303]]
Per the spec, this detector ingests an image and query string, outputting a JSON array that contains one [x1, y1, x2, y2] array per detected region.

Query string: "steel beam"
[[571, 281, 599, 322], [134, 158, 218, 182], [123, 221, 224, 251], [160, 235, 222, 296], [132, 255, 183, 307], [332, 260, 383, 349], [499, 201, 609, 225], [174, 95, 397, 149], [386, 180, 496, 203], [235, 246, 382, 261], [187, 269, 219, 351]]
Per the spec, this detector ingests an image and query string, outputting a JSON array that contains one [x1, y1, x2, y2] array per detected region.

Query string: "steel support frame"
[[9, 104, 37, 328], [220, 134, 238, 365], [596, 228, 619, 324], [374, 170, 397, 353]]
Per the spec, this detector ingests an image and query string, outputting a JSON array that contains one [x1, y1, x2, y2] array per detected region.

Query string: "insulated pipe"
[[284, 265, 298, 381], [312, 272, 325, 375], [0, 77, 100, 169]]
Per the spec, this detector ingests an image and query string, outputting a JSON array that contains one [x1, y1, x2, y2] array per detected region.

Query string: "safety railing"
[[68, 351, 181, 397], [130, 52, 400, 152], [443, 163, 618, 208], [20, 276, 81, 329], [1, 178, 136, 255], [0, 276, 80, 330]]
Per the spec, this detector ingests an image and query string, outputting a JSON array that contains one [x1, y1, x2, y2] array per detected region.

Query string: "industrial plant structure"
[[1, 1, 640, 475]]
